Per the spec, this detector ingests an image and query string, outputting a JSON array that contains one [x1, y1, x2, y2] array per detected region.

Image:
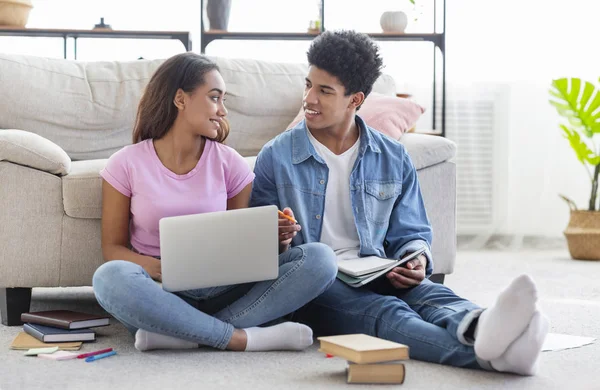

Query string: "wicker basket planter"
[[0, 0, 33, 27], [564, 210, 600, 261]]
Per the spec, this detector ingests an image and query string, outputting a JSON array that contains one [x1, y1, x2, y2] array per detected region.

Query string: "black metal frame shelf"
[[201, 31, 443, 49], [200, 31, 319, 51], [0, 27, 192, 60], [200, 0, 446, 136]]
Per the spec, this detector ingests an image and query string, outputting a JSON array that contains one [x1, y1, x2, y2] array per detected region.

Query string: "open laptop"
[[158, 205, 279, 292]]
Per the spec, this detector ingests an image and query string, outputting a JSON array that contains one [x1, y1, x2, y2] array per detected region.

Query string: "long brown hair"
[[132, 52, 229, 144]]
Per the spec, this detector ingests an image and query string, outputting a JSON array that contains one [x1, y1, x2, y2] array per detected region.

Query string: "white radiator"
[[436, 85, 509, 235]]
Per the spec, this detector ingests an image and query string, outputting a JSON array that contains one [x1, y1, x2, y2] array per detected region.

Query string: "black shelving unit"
[[200, 0, 446, 136], [0, 27, 191, 60]]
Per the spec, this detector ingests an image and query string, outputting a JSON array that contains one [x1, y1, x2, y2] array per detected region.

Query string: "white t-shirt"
[[307, 129, 361, 254]]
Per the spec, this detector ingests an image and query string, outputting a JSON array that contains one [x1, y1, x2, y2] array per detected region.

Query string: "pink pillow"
[[286, 92, 425, 140]]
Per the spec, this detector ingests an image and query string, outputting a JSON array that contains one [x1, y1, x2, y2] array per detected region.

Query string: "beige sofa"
[[0, 53, 457, 326]]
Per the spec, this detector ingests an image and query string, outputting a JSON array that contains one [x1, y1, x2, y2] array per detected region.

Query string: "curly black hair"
[[307, 30, 384, 99]]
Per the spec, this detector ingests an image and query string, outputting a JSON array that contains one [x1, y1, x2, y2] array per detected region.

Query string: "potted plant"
[[549, 77, 600, 260]]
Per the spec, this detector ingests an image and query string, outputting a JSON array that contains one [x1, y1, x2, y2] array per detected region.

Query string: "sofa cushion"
[[63, 157, 259, 219], [62, 159, 107, 219], [60, 140, 450, 220], [0, 53, 399, 161], [356, 93, 425, 139], [209, 57, 308, 158], [0, 129, 71, 175], [0, 53, 164, 161], [399, 133, 457, 170]]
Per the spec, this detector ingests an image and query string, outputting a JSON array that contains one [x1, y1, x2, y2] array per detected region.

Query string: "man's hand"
[[386, 254, 427, 289], [278, 207, 301, 253]]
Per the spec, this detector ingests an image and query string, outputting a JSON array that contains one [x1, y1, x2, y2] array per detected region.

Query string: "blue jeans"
[[92, 243, 337, 350], [290, 278, 487, 369]]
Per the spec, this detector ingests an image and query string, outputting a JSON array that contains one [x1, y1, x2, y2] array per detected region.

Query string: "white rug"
[[1, 248, 599, 390]]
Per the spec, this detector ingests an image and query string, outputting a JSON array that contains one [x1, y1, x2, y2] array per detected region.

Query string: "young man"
[[249, 30, 548, 375]]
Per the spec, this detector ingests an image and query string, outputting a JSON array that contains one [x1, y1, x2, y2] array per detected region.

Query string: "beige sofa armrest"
[[0, 129, 71, 176]]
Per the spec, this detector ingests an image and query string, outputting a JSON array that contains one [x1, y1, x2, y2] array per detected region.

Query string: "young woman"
[[92, 52, 338, 352]]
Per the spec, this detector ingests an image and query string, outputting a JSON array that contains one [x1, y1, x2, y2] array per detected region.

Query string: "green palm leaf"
[[561, 125, 600, 165], [550, 78, 600, 137]]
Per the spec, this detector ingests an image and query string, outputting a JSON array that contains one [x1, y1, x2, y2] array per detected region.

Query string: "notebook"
[[336, 247, 426, 287], [20, 310, 110, 330], [23, 323, 96, 342], [318, 334, 409, 364], [10, 332, 83, 351]]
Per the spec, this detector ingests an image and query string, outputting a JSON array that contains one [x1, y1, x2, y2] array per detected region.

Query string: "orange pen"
[[278, 210, 298, 224]]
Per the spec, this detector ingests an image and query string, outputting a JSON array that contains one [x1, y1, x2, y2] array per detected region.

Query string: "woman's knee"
[[92, 260, 142, 300], [299, 242, 338, 285]]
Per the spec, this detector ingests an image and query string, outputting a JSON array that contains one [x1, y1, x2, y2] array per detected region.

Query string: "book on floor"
[[9, 332, 83, 351], [20, 310, 110, 330], [336, 247, 426, 288], [318, 334, 409, 364], [346, 361, 406, 384], [23, 323, 96, 343]]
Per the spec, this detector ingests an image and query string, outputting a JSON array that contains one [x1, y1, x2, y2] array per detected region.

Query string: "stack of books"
[[318, 334, 409, 384], [10, 310, 110, 350]]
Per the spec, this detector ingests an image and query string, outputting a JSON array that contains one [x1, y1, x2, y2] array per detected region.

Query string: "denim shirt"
[[249, 115, 434, 276]]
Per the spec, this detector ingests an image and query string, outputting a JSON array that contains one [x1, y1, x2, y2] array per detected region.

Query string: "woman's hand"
[[140, 256, 162, 282], [279, 207, 301, 253]]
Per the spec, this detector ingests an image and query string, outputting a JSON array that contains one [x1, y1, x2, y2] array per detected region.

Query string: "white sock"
[[474, 274, 538, 360], [134, 329, 198, 352], [244, 322, 314, 351], [491, 311, 549, 376]]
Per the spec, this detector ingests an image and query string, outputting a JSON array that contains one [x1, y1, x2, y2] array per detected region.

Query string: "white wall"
[[446, 0, 598, 237], [503, 81, 592, 237]]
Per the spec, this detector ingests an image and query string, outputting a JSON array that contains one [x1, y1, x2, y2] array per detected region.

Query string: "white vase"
[[380, 11, 408, 33], [207, 0, 232, 31]]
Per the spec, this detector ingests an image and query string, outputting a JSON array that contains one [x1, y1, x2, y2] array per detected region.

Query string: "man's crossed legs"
[[291, 274, 548, 375]]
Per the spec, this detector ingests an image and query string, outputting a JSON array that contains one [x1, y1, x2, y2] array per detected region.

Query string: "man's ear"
[[348, 92, 365, 110], [173, 88, 186, 110]]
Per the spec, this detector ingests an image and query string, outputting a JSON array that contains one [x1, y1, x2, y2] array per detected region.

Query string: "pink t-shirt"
[[100, 139, 255, 257]]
